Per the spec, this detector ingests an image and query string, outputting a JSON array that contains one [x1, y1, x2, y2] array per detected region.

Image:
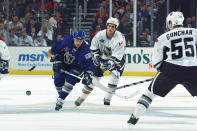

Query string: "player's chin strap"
[[60, 69, 138, 99]]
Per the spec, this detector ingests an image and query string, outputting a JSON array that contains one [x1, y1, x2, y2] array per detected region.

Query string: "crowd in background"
[[0, 0, 73, 46], [0, 0, 196, 47], [89, 0, 196, 47]]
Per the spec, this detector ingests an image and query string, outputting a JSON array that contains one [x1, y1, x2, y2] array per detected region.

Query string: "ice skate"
[[104, 98, 110, 106], [74, 97, 85, 106], [55, 98, 64, 111], [127, 114, 139, 127]]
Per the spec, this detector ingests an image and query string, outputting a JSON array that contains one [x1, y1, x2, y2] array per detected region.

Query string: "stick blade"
[[28, 66, 36, 71]]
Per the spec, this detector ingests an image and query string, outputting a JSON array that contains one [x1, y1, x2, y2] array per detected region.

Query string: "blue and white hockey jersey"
[[51, 35, 94, 73]]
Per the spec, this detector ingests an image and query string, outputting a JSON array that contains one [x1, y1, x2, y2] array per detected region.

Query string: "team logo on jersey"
[[99, 39, 105, 43], [103, 46, 112, 56], [63, 51, 75, 64]]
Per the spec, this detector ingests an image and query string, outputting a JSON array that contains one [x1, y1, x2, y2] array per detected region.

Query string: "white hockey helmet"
[[166, 11, 184, 29], [106, 17, 119, 28]]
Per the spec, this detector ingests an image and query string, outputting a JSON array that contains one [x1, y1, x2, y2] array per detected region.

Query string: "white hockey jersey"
[[0, 40, 10, 61], [90, 29, 126, 61], [153, 27, 197, 68]]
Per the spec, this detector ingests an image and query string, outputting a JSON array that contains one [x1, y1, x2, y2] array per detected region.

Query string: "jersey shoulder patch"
[[85, 52, 92, 59]]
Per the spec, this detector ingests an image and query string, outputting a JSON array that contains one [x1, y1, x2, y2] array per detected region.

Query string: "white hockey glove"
[[100, 60, 114, 71]]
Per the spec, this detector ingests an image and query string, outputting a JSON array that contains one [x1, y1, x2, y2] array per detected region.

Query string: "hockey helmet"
[[106, 17, 119, 28], [73, 29, 85, 40], [166, 11, 184, 29]]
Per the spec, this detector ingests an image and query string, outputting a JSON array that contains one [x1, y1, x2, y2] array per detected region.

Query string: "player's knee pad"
[[62, 81, 74, 94], [143, 88, 157, 100], [108, 74, 119, 86], [82, 85, 94, 94]]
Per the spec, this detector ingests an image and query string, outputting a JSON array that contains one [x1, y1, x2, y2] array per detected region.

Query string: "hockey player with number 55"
[[75, 17, 126, 106], [127, 11, 197, 127], [50, 30, 95, 111]]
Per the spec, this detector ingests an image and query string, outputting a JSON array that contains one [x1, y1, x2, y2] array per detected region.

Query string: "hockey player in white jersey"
[[127, 11, 197, 126], [0, 36, 10, 79], [75, 17, 126, 106]]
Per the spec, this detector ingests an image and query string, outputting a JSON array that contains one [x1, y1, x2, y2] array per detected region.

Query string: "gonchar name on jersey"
[[166, 29, 193, 40]]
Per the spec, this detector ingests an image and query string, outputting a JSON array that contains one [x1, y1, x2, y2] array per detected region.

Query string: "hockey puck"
[[26, 90, 31, 96]]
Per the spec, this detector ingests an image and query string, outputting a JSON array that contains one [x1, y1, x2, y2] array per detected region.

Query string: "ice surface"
[[0, 75, 196, 131]]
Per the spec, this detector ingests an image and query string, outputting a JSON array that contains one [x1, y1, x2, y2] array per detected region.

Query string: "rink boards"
[[8, 47, 156, 76]]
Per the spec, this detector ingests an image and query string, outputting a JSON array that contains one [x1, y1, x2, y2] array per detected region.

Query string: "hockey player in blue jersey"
[[50, 29, 95, 111]]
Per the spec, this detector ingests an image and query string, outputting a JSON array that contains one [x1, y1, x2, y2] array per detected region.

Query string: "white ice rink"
[[0, 75, 197, 131]]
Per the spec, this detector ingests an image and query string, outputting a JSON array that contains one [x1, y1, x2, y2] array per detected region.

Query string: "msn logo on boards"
[[18, 54, 44, 62]]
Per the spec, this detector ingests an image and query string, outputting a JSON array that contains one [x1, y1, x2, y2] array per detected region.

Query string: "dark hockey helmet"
[[73, 29, 85, 40]]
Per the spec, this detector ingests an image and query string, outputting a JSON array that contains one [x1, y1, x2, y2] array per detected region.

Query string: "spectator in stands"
[[22, 11, 32, 27], [26, 17, 40, 35], [116, 0, 128, 8], [139, 31, 151, 47], [100, 0, 109, 12], [89, 24, 102, 43], [90, 17, 105, 34], [125, 26, 133, 47], [54, 11, 63, 35], [8, 15, 23, 37], [56, 34, 62, 41], [185, 17, 192, 28], [7, 30, 19, 46], [93, 6, 108, 21], [49, 14, 58, 39], [141, 5, 151, 29], [29, 27, 37, 42], [191, 16, 196, 28], [0, 20, 8, 42], [34, 32, 47, 47], [113, 12, 121, 21], [119, 15, 130, 35], [28, 0, 38, 13], [112, 4, 119, 17], [104, 0, 110, 12], [145, 28, 151, 39], [38, 19, 53, 46], [13, 0, 26, 18], [18, 29, 33, 46], [122, 4, 133, 25]]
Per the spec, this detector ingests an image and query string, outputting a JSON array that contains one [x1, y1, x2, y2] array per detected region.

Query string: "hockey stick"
[[9, 65, 37, 72], [60, 69, 109, 92], [60, 69, 139, 98], [28, 65, 36, 71], [114, 78, 153, 91]]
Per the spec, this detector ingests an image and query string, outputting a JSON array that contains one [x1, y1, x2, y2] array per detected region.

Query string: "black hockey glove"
[[50, 54, 62, 73], [82, 71, 93, 87], [0, 59, 9, 74]]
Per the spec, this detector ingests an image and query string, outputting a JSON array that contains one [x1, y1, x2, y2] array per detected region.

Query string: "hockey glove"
[[93, 55, 101, 67], [100, 60, 114, 71], [82, 71, 93, 87], [0, 59, 9, 74], [50, 54, 62, 73]]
